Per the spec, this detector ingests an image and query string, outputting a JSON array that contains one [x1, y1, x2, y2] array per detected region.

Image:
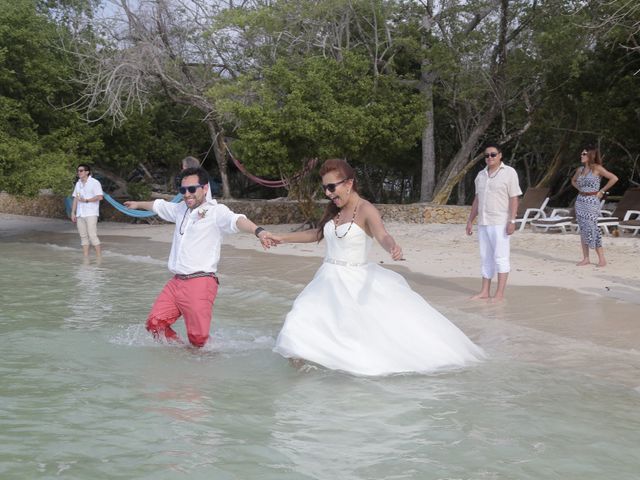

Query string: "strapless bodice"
[[324, 220, 372, 265]]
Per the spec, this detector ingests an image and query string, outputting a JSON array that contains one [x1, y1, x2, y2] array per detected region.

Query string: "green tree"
[[0, 0, 100, 195], [215, 54, 424, 202]]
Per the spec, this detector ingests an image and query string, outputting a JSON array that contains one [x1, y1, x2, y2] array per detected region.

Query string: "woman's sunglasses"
[[179, 184, 206, 194], [321, 178, 348, 193], [484, 152, 499, 158]]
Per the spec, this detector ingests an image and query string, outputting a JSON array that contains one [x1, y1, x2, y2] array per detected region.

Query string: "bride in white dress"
[[270, 159, 484, 376]]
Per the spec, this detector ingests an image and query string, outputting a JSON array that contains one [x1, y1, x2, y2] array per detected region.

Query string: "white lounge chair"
[[514, 187, 550, 231], [598, 188, 640, 235], [530, 207, 575, 233], [531, 199, 606, 234], [618, 211, 640, 236]]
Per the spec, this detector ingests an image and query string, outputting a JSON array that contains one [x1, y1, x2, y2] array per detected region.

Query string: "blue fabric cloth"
[[65, 193, 183, 218]]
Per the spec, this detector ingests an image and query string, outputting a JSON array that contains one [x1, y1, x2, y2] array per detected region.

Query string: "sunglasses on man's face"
[[484, 152, 499, 159], [179, 184, 205, 194], [321, 178, 348, 193]]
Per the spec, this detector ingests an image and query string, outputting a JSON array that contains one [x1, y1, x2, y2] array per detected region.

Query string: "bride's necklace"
[[334, 201, 359, 239]]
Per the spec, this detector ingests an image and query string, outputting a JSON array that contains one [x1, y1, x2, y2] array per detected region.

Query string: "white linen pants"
[[76, 215, 100, 246], [478, 224, 510, 279]]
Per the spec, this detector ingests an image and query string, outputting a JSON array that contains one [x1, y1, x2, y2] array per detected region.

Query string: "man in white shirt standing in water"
[[71, 164, 104, 257], [466, 143, 522, 302], [125, 167, 275, 347]]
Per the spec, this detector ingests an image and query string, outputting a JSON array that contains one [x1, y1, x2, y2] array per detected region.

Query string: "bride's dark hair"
[[316, 159, 358, 241]]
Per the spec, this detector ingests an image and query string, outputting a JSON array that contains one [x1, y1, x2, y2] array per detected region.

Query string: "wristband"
[[254, 227, 265, 237]]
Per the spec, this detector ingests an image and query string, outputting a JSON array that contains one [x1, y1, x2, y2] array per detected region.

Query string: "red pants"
[[146, 276, 218, 347]]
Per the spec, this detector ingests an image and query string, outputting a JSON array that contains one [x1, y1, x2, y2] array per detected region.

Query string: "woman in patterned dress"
[[571, 145, 618, 267]]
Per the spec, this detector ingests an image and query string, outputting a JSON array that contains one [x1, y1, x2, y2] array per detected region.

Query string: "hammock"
[[66, 193, 183, 218], [227, 147, 318, 188]]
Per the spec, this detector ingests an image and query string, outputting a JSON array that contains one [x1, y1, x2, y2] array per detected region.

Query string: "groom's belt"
[[324, 258, 367, 267], [174, 271, 219, 284]]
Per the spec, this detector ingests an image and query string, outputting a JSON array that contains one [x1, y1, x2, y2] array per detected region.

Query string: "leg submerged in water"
[[179, 276, 218, 348], [146, 315, 183, 344], [146, 279, 183, 344]]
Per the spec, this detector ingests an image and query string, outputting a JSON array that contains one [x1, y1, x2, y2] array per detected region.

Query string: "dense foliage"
[[1, 0, 638, 203]]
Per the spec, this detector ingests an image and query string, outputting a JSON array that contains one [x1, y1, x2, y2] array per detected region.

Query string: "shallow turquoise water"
[[1, 238, 639, 479]]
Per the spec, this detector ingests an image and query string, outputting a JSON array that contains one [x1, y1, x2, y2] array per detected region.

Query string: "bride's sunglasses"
[[321, 178, 348, 193], [179, 184, 206, 194]]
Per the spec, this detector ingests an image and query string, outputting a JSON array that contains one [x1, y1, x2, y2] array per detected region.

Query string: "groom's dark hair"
[[179, 167, 209, 186]]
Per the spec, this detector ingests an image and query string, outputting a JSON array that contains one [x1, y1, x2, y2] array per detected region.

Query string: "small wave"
[[205, 328, 275, 353], [44, 243, 165, 266], [109, 324, 275, 353], [45, 243, 79, 252], [109, 324, 164, 347], [101, 251, 166, 266]]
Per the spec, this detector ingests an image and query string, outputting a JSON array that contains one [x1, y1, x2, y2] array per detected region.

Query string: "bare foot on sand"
[[576, 259, 590, 266], [470, 293, 490, 300]]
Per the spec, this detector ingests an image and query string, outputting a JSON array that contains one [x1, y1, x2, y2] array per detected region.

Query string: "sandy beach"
[[3, 212, 638, 298]]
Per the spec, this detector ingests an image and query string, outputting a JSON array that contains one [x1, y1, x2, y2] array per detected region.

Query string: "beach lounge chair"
[[530, 207, 575, 233], [530, 199, 607, 234], [597, 187, 640, 235], [618, 213, 640, 236], [514, 187, 550, 231]]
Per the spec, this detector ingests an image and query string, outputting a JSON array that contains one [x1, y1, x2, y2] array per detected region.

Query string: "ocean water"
[[1, 237, 639, 480]]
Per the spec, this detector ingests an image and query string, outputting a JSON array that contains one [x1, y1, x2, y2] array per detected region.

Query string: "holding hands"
[[256, 230, 280, 250]]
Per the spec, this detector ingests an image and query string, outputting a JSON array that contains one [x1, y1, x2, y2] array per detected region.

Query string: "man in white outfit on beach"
[[466, 143, 522, 302], [71, 164, 104, 257]]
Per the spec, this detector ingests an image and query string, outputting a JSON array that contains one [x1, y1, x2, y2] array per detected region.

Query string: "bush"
[[127, 181, 152, 200]]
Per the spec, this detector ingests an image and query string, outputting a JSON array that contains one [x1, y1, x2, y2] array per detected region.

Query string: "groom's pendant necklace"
[[334, 201, 359, 239], [487, 167, 501, 179]]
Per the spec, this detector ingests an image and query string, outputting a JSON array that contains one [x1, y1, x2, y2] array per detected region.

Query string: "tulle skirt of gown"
[[274, 260, 485, 376]]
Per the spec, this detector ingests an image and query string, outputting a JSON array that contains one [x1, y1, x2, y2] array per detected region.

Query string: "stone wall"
[[0, 192, 470, 224]]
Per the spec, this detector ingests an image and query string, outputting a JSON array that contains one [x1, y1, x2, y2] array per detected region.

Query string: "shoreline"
[[2, 212, 638, 303]]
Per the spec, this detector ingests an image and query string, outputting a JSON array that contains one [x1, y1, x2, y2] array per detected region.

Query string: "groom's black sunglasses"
[[321, 178, 348, 193], [179, 184, 206, 194]]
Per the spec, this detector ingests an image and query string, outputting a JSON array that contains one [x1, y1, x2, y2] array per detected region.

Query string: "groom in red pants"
[[125, 167, 274, 347]]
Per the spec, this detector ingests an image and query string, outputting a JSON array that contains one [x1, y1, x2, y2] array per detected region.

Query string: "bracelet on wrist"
[[254, 226, 265, 237]]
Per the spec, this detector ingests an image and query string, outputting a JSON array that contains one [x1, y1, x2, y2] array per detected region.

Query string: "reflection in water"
[[64, 257, 110, 330]]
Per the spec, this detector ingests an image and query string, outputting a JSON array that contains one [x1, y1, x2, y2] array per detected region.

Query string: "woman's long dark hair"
[[316, 159, 358, 241]]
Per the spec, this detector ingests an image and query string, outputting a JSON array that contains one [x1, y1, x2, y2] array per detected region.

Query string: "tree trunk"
[[456, 176, 466, 205], [535, 131, 571, 188], [419, 7, 436, 203], [431, 104, 500, 204], [92, 167, 128, 197], [205, 119, 232, 199], [419, 72, 436, 202]]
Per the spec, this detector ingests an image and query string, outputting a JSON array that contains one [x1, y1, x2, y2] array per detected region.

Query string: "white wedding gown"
[[273, 221, 485, 376]]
